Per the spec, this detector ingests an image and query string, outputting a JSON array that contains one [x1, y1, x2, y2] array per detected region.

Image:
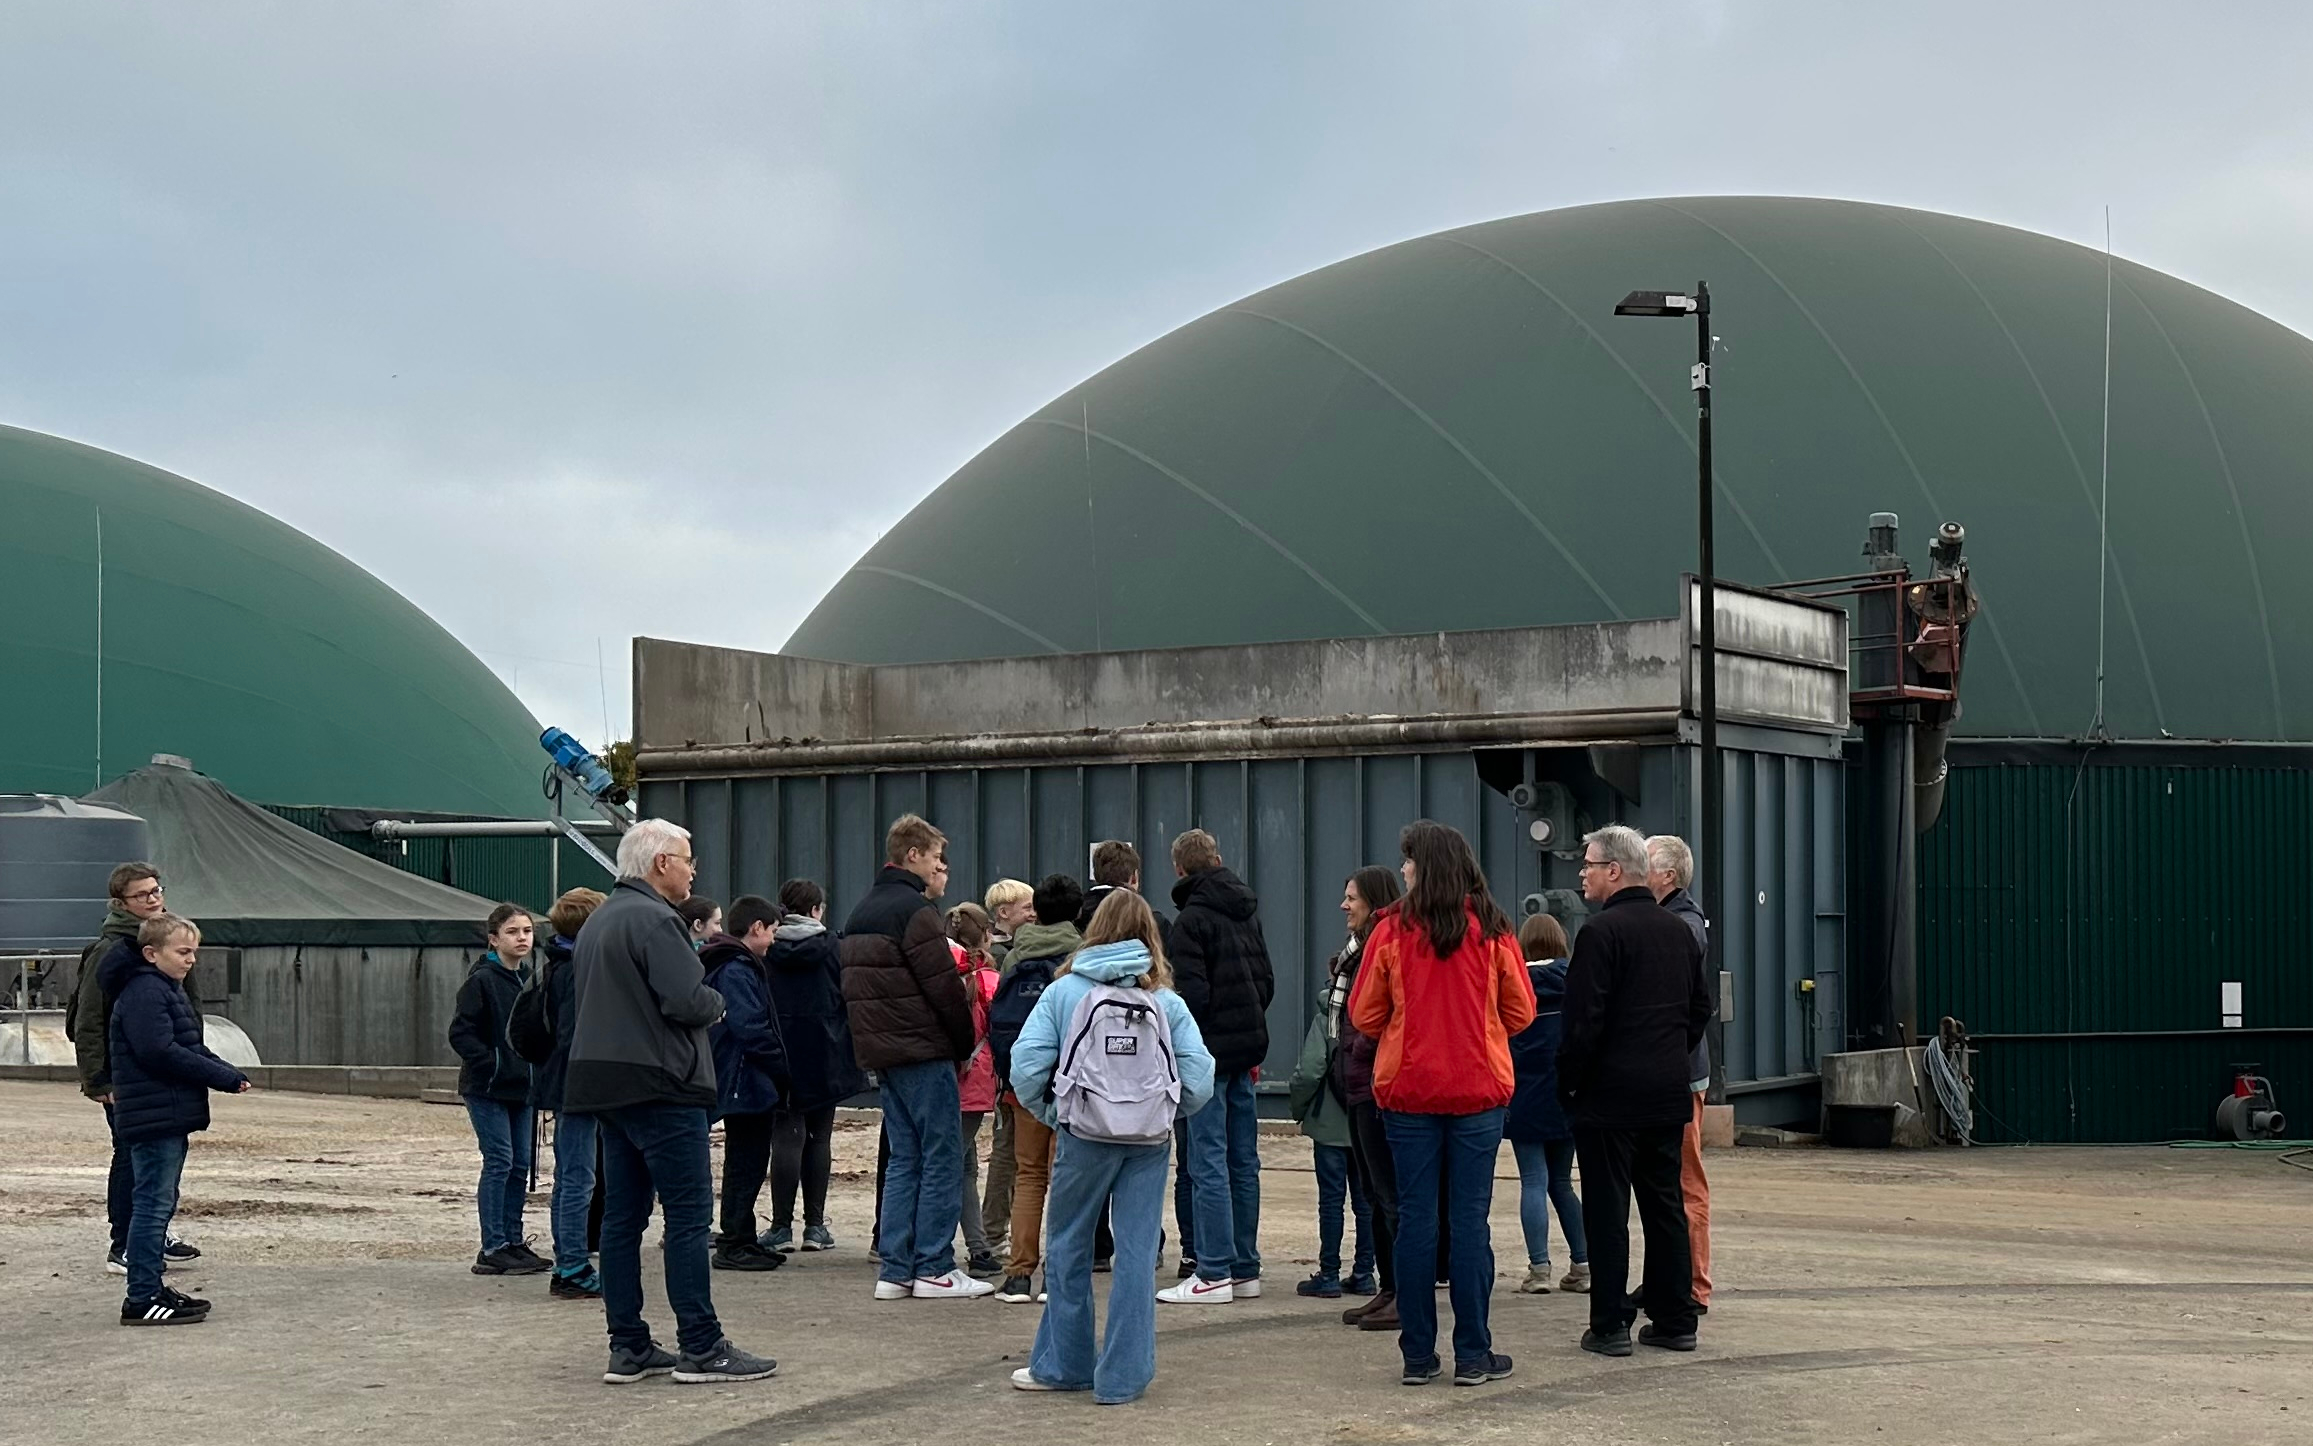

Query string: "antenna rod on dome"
[[2091, 206, 2114, 742]]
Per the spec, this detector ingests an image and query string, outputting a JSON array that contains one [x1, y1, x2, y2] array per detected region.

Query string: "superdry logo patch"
[[1103, 1035, 1139, 1055]]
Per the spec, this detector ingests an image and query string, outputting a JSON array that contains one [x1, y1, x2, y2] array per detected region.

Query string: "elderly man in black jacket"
[[839, 813, 988, 1301], [565, 819, 776, 1387], [1560, 825, 1712, 1357], [1159, 829, 1275, 1304]]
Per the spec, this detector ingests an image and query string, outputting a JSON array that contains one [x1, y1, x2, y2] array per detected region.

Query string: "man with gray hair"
[[1646, 835, 1714, 1314], [1559, 825, 1711, 1358], [566, 819, 777, 1386]]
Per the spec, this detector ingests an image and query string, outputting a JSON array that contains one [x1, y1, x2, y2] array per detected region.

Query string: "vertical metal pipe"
[[1695, 282, 1723, 1095]]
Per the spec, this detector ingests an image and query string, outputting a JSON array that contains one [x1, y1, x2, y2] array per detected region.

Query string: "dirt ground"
[[3, 1079, 2310, 1446]]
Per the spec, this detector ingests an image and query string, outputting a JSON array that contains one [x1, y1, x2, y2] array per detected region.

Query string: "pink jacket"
[[954, 944, 1000, 1113]]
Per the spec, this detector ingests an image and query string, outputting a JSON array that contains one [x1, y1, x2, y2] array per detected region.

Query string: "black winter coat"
[[1505, 959, 1572, 1143], [840, 866, 974, 1071], [103, 952, 245, 1144], [1167, 867, 1275, 1077], [448, 954, 533, 1103], [1558, 888, 1712, 1131], [765, 917, 868, 1111], [527, 937, 580, 1113]]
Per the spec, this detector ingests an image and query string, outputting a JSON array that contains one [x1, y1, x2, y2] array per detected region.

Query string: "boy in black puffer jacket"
[[1161, 830, 1275, 1303], [105, 914, 249, 1325], [448, 904, 544, 1277]]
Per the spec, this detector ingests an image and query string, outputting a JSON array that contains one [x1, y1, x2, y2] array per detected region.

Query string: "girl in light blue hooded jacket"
[[1006, 889, 1215, 1405]]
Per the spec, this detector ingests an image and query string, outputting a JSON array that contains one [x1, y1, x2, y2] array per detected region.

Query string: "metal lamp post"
[[1615, 282, 1721, 1098]]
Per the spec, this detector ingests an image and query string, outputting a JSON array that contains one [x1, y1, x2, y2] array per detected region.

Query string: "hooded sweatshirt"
[[447, 951, 533, 1103], [1006, 940, 1216, 1131], [764, 915, 868, 1111], [69, 904, 143, 1100]]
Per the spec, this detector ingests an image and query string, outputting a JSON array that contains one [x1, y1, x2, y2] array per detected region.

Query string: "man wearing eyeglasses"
[[70, 863, 200, 1274], [1558, 826, 1712, 1359]]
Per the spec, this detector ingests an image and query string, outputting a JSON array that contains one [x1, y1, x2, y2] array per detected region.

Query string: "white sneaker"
[[1233, 1277, 1262, 1299], [873, 1280, 913, 1300], [913, 1270, 997, 1299], [1157, 1276, 1235, 1305], [1011, 1367, 1062, 1391]]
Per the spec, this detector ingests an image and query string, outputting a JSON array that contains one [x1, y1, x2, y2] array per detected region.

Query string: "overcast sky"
[[6, 2, 2309, 748]]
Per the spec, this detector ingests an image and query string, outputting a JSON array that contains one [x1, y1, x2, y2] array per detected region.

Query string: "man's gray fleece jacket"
[[562, 879, 726, 1113]]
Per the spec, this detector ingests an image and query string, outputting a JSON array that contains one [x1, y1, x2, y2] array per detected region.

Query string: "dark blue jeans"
[[1184, 1070, 1262, 1282], [1313, 1141, 1375, 1279], [876, 1060, 964, 1285], [124, 1134, 190, 1302], [103, 1103, 134, 1253], [549, 1112, 598, 1276], [599, 1103, 723, 1357], [1383, 1107, 1504, 1368], [463, 1097, 532, 1252]]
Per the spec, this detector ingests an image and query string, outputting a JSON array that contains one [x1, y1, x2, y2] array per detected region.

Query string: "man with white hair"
[[1559, 825, 1711, 1359], [1645, 835, 1714, 1315], [566, 819, 777, 1386]]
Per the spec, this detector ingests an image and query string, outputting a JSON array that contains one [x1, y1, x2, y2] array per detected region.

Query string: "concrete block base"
[[1701, 1104, 1735, 1148]]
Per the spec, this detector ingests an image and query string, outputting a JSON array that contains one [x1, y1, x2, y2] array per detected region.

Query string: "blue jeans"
[[124, 1134, 190, 1302], [464, 1097, 533, 1252], [1030, 1129, 1169, 1404], [876, 1060, 963, 1285], [1183, 1070, 1261, 1282], [1511, 1137, 1587, 1268], [103, 1103, 134, 1253], [599, 1103, 722, 1357], [550, 1111, 599, 1276], [1384, 1108, 1504, 1368], [1313, 1141, 1375, 1279]]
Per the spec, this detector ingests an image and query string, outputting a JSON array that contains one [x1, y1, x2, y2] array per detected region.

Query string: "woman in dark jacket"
[[447, 904, 542, 1276], [532, 887, 606, 1297], [759, 878, 867, 1252], [1331, 865, 1409, 1332], [1508, 913, 1589, 1294]]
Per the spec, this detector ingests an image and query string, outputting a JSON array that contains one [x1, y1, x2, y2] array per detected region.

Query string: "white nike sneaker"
[[1157, 1275, 1235, 1305], [912, 1270, 997, 1299], [873, 1280, 913, 1300], [1232, 1277, 1263, 1298]]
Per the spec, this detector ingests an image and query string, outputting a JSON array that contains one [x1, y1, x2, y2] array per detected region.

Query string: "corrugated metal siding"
[[263, 806, 614, 914], [641, 739, 1844, 1108], [1919, 761, 2313, 1141]]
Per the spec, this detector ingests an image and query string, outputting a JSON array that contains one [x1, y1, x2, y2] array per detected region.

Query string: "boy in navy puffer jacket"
[[105, 915, 249, 1325]]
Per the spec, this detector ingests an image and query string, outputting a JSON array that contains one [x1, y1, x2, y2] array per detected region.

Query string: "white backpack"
[[1053, 983, 1181, 1146]]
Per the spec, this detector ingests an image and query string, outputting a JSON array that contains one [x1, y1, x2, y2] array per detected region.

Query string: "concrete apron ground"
[[3, 1080, 2309, 1446]]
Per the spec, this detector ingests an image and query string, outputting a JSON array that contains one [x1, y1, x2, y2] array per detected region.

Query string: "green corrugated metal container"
[[1918, 749, 2313, 1142], [263, 806, 613, 916]]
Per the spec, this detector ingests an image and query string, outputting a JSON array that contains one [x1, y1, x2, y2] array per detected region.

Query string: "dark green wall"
[[1919, 754, 2313, 1141]]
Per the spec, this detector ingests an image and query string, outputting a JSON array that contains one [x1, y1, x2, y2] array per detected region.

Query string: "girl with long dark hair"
[[1349, 820, 1535, 1387]]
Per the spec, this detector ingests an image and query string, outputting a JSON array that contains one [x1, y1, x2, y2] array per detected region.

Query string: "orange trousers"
[[1681, 1091, 1712, 1305]]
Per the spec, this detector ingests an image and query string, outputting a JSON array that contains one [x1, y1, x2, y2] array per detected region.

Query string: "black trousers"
[[103, 1103, 134, 1252], [1575, 1123, 1697, 1335], [718, 1110, 778, 1246], [770, 1105, 838, 1231]]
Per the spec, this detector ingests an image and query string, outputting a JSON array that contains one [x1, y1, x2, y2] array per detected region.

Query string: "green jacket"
[[1286, 1008, 1352, 1148], [68, 905, 143, 1100]]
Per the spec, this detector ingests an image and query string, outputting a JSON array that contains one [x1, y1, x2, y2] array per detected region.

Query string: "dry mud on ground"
[[3, 1080, 2310, 1446]]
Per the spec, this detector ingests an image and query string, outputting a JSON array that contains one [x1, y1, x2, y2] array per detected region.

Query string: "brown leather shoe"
[[1342, 1288, 1393, 1326], [1356, 1292, 1401, 1331]]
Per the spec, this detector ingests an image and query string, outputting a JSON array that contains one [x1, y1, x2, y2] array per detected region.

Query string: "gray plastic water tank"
[[0, 796, 153, 949]]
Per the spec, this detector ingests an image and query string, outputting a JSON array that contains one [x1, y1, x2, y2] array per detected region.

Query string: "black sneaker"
[[473, 1245, 550, 1275], [159, 1284, 211, 1313], [1092, 1255, 1112, 1273], [994, 1274, 1037, 1303], [1296, 1271, 1343, 1299], [672, 1338, 777, 1384], [550, 1268, 604, 1299], [1638, 1323, 1698, 1352], [1400, 1355, 1442, 1386], [105, 1246, 130, 1276], [1175, 1256, 1197, 1280], [603, 1341, 678, 1384], [1454, 1352, 1514, 1386], [506, 1241, 549, 1269], [1581, 1326, 1634, 1357], [967, 1251, 1004, 1279], [711, 1242, 785, 1272], [164, 1236, 202, 1263], [122, 1289, 208, 1327]]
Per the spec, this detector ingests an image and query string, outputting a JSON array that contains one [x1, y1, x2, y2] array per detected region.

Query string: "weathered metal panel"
[[1919, 757, 2313, 1141], [642, 736, 1842, 1115]]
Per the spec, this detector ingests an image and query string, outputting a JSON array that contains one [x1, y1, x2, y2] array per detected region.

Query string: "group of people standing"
[[68, 803, 1719, 1402]]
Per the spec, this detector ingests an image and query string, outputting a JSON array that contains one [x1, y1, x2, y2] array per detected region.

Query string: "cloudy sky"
[[5, 2, 2308, 748]]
